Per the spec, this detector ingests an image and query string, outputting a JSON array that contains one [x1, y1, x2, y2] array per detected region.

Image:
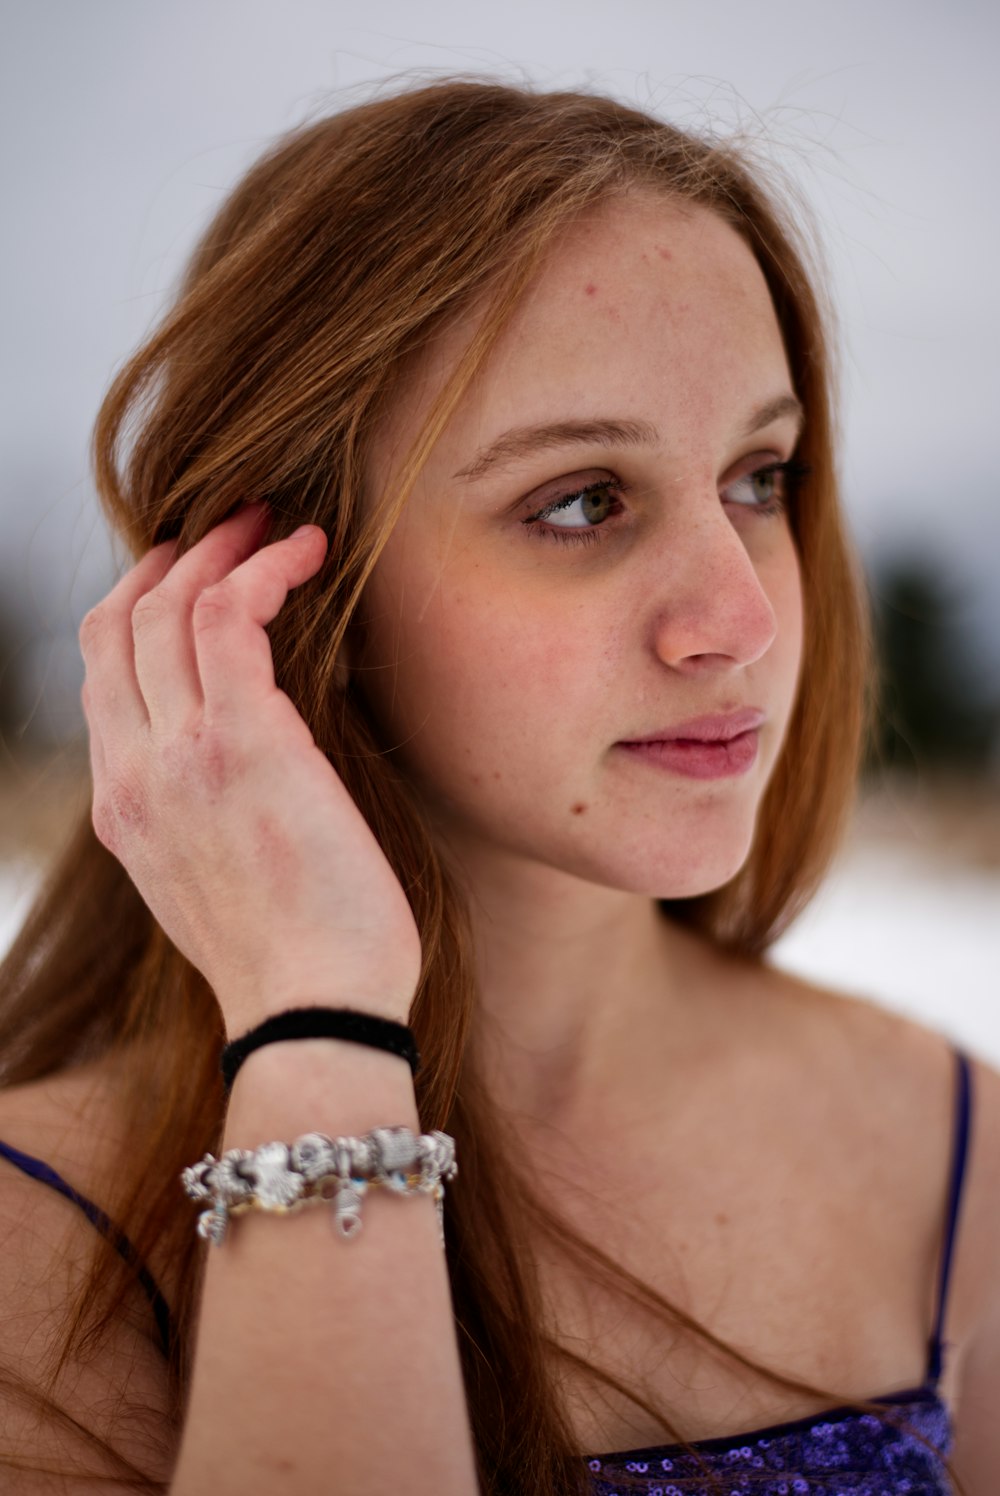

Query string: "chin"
[[590, 823, 758, 901], [425, 784, 761, 897]]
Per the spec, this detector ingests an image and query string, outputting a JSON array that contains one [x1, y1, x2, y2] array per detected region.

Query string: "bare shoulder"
[[0, 1061, 176, 1488], [0, 1058, 130, 1173], [758, 959, 1000, 1334]]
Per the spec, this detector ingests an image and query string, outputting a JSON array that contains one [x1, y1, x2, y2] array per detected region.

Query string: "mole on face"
[[570, 802, 587, 816]]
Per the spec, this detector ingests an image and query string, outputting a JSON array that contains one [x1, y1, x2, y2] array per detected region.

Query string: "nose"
[[648, 507, 781, 674]]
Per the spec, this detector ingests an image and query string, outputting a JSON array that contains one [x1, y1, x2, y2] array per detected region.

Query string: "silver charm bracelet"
[[181, 1126, 457, 1246]]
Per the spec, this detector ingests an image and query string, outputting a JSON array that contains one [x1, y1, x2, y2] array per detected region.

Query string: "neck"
[[446, 844, 710, 1133]]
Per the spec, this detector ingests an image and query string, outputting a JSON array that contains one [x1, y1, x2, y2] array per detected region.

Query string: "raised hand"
[[79, 503, 423, 1035]]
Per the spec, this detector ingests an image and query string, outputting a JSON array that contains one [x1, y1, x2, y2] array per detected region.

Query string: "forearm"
[[170, 1038, 480, 1495]]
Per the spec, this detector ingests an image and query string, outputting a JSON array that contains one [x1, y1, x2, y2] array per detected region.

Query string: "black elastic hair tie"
[[220, 1007, 421, 1093]]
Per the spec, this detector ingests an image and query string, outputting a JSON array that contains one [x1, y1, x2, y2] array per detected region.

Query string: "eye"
[[722, 459, 811, 518], [522, 479, 627, 546]]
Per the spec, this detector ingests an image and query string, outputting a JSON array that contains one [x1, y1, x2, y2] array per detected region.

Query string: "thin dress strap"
[[0, 1138, 176, 1361], [925, 1047, 973, 1387]]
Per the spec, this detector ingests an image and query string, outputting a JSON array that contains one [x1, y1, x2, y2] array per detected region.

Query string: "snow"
[[768, 842, 1000, 1067]]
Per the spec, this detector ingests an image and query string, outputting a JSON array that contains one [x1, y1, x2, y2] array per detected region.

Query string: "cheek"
[[359, 559, 608, 802], [771, 540, 805, 702], [416, 587, 600, 743]]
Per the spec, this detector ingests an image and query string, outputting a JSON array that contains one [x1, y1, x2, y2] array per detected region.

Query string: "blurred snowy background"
[[1, 1, 997, 1063]]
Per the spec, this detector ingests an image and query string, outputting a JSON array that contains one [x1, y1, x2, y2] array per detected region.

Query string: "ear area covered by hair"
[[332, 636, 354, 692]]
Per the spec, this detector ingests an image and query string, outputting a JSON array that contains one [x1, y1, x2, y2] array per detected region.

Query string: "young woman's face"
[[355, 192, 805, 899]]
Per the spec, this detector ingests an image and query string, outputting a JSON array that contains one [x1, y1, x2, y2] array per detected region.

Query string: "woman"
[[0, 79, 995, 1495]]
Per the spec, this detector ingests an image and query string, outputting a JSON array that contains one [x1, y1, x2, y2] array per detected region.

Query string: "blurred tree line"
[[864, 554, 1000, 779]]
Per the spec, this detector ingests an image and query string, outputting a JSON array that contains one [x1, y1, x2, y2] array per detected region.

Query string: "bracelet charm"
[[181, 1126, 456, 1246]]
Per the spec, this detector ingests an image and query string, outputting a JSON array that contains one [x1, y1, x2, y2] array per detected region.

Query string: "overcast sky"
[[2, 0, 997, 741]]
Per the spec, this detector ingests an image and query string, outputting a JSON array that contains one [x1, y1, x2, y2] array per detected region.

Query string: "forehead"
[[371, 192, 792, 483]]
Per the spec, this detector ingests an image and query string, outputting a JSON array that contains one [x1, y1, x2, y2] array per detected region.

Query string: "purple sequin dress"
[[584, 1382, 952, 1494], [0, 1049, 971, 1494]]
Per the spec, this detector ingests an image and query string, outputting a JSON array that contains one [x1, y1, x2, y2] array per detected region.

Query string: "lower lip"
[[616, 730, 760, 780]]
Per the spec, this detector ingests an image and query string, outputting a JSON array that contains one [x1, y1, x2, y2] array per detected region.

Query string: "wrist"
[[218, 989, 416, 1039], [223, 1037, 421, 1145], [221, 1005, 420, 1092]]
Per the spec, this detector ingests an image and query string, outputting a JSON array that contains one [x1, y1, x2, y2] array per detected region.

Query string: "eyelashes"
[[521, 460, 812, 547], [724, 459, 811, 519], [523, 479, 626, 547]]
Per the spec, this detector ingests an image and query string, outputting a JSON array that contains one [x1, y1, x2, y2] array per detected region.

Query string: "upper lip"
[[619, 708, 766, 744]]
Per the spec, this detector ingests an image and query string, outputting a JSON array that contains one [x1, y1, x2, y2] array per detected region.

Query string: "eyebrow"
[[453, 419, 657, 482], [451, 395, 805, 483], [743, 394, 805, 440]]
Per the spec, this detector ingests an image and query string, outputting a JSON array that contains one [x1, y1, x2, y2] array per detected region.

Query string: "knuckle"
[[78, 606, 107, 652], [90, 795, 119, 852], [131, 589, 171, 632], [92, 771, 151, 850], [192, 579, 235, 628], [164, 721, 239, 799]]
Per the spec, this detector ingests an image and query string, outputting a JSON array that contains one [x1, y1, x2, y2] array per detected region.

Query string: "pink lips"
[[616, 709, 765, 780], [621, 708, 766, 744]]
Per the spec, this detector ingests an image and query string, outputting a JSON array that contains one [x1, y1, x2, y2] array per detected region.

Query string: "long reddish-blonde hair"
[[0, 78, 956, 1495]]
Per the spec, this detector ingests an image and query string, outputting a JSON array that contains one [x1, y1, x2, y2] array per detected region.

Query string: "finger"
[[193, 526, 328, 723], [132, 503, 272, 731], [79, 539, 180, 740]]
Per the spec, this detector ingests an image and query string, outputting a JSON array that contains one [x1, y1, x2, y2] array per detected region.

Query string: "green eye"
[[523, 480, 627, 546], [750, 470, 778, 502], [544, 484, 617, 528], [725, 460, 810, 516]]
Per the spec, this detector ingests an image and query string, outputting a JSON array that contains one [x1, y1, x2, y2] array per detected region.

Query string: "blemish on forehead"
[[656, 245, 673, 261], [583, 282, 598, 296], [570, 802, 587, 816]]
